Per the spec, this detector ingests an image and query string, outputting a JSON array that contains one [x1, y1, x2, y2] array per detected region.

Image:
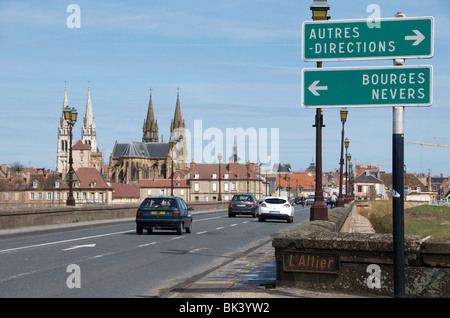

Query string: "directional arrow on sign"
[[308, 80, 328, 96], [405, 30, 425, 46], [62, 244, 96, 251]]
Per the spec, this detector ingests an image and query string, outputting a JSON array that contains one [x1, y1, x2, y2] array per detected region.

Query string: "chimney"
[[428, 171, 431, 190], [189, 161, 195, 173]]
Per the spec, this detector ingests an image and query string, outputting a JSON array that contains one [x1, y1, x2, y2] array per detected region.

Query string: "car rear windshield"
[[140, 198, 177, 209], [265, 198, 287, 204], [232, 195, 252, 201]]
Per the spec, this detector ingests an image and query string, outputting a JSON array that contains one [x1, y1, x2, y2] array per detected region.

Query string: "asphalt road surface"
[[0, 205, 311, 297]]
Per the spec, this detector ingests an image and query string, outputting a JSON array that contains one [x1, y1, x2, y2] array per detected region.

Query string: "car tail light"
[[229, 202, 234, 206], [250, 201, 255, 206], [284, 204, 290, 207], [137, 210, 143, 216], [261, 203, 266, 207], [173, 210, 181, 216]]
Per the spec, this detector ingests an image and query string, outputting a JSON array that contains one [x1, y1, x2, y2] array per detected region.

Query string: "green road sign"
[[302, 17, 434, 61], [301, 66, 432, 108]]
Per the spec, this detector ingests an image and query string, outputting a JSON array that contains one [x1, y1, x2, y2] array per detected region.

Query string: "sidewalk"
[[168, 240, 370, 298], [168, 212, 377, 298]]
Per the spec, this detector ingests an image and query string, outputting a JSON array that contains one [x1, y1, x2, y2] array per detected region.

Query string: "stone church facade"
[[108, 92, 188, 184]]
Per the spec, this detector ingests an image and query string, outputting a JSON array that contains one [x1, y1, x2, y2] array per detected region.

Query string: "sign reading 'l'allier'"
[[302, 66, 432, 108], [302, 17, 434, 61]]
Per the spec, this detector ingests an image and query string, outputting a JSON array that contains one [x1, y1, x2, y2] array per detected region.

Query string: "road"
[[0, 205, 311, 298]]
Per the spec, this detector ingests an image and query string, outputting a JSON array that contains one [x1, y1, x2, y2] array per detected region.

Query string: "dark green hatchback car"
[[136, 196, 193, 235]]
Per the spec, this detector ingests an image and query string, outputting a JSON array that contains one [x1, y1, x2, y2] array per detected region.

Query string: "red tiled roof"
[[189, 162, 255, 180], [75, 167, 109, 189], [111, 183, 140, 198], [72, 140, 91, 151], [140, 178, 189, 188]]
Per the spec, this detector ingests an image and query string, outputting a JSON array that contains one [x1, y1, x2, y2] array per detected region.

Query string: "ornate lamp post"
[[63, 107, 78, 206], [217, 153, 222, 201], [337, 108, 348, 207], [169, 139, 176, 196], [310, 0, 330, 221], [344, 137, 349, 202]]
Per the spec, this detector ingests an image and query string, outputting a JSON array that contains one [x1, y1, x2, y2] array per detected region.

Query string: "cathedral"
[[56, 85, 102, 176], [107, 91, 188, 183]]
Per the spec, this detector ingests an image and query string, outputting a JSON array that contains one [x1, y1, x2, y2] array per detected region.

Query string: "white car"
[[258, 196, 294, 223]]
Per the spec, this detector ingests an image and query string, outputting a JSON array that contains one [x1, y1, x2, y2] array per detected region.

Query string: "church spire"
[[56, 82, 71, 174], [81, 82, 98, 152], [143, 88, 159, 142], [170, 88, 185, 133]]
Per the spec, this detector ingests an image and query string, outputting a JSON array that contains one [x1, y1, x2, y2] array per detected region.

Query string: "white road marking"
[[62, 243, 96, 251], [0, 230, 133, 254]]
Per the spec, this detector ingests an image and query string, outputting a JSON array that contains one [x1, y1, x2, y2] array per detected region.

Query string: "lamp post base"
[[336, 197, 345, 207], [310, 200, 328, 221], [66, 197, 76, 206]]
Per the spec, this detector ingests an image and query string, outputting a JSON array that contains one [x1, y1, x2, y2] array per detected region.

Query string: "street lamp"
[[310, 0, 330, 20], [310, 0, 330, 221], [345, 152, 352, 203], [337, 108, 348, 207], [169, 138, 176, 196], [246, 162, 250, 193], [217, 153, 222, 201], [349, 162, 354, 201], [63, 107, 78, 206], [344, 137, 350, 202]]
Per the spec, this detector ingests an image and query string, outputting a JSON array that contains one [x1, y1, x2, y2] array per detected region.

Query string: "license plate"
[[269, 211, 279, 213], [237, 204, 246, 207], [151, 211, 165, 215]]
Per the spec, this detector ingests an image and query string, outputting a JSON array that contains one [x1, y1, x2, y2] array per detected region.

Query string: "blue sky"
[[0, 0, 449, 176]]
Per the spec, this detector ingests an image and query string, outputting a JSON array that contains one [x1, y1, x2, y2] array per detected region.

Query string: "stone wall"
[[272, 203, 450, 297], [0, 201, 229, 230]]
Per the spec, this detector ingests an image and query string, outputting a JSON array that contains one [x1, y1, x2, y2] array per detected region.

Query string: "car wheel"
[[186, 221, 192, 234], [228, 213, 235, 217], [258, 217, 265, 222], [176, 222, 184, 235], [136, 227, 143, 235], [146, 228, 153, 234]]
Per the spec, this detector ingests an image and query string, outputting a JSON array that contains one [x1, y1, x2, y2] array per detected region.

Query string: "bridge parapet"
[[272, 203, 450, 297]]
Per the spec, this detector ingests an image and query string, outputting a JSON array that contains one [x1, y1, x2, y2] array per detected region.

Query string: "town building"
[[188, 161, 266, 202], [0, 166, 111, 207]]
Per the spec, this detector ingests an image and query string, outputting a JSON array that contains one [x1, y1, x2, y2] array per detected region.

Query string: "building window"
[[224, 174, 229, 179], [194, 183, 199, 192], [194, 174, 199, 179], [147, 189, 152, 195], [180, 189, 184, 195], [212, 174, 217, 179], [231, 182, 237, 191], [32, 180, 39, 188], [224, 183, 229, 192], [55, 181, 60, 188], [212, 183, 217, 192], [160, 189, 166, 195]]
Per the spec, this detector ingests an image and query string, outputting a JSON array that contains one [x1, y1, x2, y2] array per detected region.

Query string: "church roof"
[[112, 141, 170, 159]]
